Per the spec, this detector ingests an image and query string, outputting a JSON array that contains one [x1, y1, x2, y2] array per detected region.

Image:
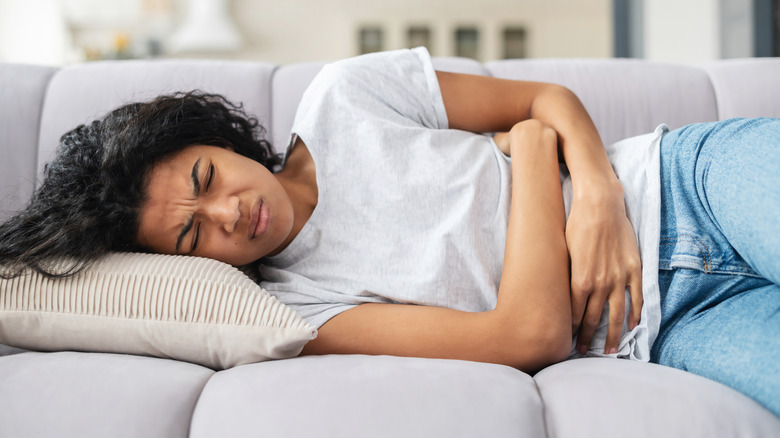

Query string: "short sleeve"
[[291, 47, 448, 137]]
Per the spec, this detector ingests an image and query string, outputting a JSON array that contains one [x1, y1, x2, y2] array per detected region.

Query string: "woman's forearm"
[[494, 121, 571, 367], [528, 86, 622, 196], [305, 121, 572, 373]]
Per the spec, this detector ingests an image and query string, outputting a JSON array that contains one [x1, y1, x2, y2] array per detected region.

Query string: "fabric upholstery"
[[0, 344, 24, 356], [536, 358, 780, 437], [191, 355, 547, 438], [2, 56, 780, 437], [271, 62, 324, 152], [485, 59, 719, 144], [37, 60, 276, 175], [702, 58, 780, 120], [431, 56, 491, 75], [0, 252, 316, 369], [0, 351, 213, 438], [0, 63, 56, 221]]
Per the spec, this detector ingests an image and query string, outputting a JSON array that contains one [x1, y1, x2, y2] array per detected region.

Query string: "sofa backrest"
[[2, 56, 779, 223], [0, 63, 57, 219]]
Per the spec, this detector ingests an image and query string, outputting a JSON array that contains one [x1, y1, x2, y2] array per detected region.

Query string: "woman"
[[0, 48, 777, 416]]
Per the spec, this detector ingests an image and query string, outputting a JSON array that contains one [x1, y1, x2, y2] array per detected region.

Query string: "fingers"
[[628, 267, 643, 330], [604, 285, 626, 354], [575, 294, 604, 355], [570, 281, 588, 334], [576, 283, 633, 355]]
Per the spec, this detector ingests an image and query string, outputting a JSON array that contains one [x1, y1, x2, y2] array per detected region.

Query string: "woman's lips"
[[251, 199, 270, 239]]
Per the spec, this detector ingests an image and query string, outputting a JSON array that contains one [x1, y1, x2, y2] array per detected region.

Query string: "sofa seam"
[[267, 63, 280, 151], [33, 66, 60, 191], [186, 369, 219, 438], [532, 377, 553, 438], [699, 66, 722, 120]]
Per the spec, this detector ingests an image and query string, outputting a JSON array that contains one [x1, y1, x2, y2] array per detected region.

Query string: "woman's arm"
[[436, 71, 643, 354], [303, 121, 571, 374]]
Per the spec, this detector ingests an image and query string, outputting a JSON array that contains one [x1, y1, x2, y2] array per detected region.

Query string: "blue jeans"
[[651, 118, 780, 417]]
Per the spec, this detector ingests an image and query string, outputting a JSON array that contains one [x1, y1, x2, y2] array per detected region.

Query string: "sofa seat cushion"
[[0, 351, 214, 438], [536, 358, 780, 438], [191, 355, 546, 438]]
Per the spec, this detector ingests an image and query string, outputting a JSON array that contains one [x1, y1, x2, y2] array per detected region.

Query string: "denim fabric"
[[651, 118, 780, 417]]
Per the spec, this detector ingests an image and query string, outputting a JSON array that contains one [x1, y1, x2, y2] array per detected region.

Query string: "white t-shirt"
[[260, 47, 663, 362]]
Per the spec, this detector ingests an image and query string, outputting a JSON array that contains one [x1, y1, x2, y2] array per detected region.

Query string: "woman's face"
[[136, 144, 294, 265]]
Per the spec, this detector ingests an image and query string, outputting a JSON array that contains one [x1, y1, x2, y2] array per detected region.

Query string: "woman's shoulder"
[[302, 48, 432, 103]]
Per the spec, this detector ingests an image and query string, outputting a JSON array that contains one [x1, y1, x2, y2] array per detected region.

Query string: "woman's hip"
[[658, 118, 780, 280]]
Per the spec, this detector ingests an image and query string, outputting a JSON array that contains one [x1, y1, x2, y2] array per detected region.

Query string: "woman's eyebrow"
[[191, 158, 201, 196], [175, 158, 201, 252]]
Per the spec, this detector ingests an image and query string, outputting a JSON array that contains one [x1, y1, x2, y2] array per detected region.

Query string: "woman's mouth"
[[250, 199, 270, 239]]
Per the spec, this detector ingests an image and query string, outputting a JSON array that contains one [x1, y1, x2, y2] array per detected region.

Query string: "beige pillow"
[[0, 252, 317, 369]]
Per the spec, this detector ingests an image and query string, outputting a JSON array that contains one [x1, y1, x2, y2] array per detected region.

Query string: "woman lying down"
[[0, 48, 777, 417]]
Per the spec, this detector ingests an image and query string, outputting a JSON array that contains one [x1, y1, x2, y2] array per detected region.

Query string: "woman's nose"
[[202, 196, 240, 233]]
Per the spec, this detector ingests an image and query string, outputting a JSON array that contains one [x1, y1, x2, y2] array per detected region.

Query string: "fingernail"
[[608, 348, 617, 354], [578, 344, 587, 354]]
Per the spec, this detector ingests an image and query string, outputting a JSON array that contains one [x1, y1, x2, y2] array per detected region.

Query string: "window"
[[408, 26, 432, 51], [613, 0, 644, 58], [503, 27, 527, 59], [755, 0, 777, 56], [774, 0, 780, 55], [455, 27, 479, 59], [359, 27, 383, 55]]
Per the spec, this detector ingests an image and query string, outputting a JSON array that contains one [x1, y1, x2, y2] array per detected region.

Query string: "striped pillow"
[[0, 252, 316, 369]]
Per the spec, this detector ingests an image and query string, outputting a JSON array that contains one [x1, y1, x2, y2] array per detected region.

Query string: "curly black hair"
[[0, 91, 281, 279]]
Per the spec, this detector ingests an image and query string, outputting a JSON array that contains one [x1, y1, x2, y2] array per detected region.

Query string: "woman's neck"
[[271, 138, 318, 255]]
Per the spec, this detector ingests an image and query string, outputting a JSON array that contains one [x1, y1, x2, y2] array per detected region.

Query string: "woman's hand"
[[435, 70, 642, 355], [566, 180, 643, 355]]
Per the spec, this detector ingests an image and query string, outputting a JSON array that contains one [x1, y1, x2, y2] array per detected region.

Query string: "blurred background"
[[0, 0, 777, 66]]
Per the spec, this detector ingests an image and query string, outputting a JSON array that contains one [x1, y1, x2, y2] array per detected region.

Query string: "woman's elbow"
[[497, 315, 572, 374], [525, 327, 572, 373], [544, 325, 574, 365]]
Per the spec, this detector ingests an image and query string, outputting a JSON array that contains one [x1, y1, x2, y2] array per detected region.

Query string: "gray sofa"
[[2, 54, 780, 437]]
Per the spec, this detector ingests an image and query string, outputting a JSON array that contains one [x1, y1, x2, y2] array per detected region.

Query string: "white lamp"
[[169, 0, 242, 53]]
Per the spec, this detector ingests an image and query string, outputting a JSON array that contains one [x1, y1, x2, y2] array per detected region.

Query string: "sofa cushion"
[[36, 59, 276, 175], [0, 63, 57, 221], [0, 351, 213, 438], [431, 56, 491, 76], [271, 62, 325, 152], [0, 344, 25, 356], [191, 355, 546, 438], [536, 358, 780, 438], [0, 252, 316, 369], [702, 58, 780, 120], [485, 59, 718, 144]]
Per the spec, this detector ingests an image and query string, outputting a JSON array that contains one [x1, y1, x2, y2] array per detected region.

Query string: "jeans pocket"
[[660, 231, 761, 277]]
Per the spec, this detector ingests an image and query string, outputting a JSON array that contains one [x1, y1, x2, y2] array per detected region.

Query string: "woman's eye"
[[205, 164, 215, 192], [192, 222, 201, 251]]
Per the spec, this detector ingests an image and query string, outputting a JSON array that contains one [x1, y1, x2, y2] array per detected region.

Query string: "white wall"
[[0, 0, 612, 65], [3, 0, 762, 66], [0, 0, 72, 65], [644, 0, 721, 64], [720, 0, 754, 58], [207, 0, 612, 64]]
